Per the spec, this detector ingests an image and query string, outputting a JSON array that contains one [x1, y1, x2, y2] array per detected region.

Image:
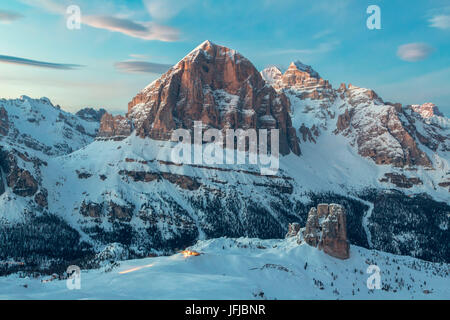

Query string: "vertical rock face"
[[0, 107, 8, 136], [285, 222, 301, 238], [127, 93, 146, 114], [302, 203, 350, 259], [98, 113, 132, 139], [127, 40, 301, 156]]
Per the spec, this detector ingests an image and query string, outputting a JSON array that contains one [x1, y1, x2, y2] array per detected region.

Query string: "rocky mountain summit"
[[112, 40, 301, 155], [261, 63, 449, 172]]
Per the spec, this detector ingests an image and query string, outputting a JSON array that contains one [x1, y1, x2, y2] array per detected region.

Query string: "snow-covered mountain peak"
[[195, 39, 215, 50], [410, 103, 444, 119], [260, 66, 283, 86], [289, 60, 320, 79], [0, 96, 101, 157]]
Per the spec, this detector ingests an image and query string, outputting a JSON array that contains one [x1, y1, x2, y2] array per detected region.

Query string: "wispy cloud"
[[0, 55, 83, 70], [429, 14, 450, 30], [82, 15, 179, 41], [20, 0, 180, 41], [397, 43, 434, 62], [0, 10, 24, 23], [114, 60, 172, 74]]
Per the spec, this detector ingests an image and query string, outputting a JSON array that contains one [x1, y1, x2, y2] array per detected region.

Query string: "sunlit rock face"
[[410, 103, 444, 119], [302, 203, 350, 260], [127, 40, 300, 156], [261, 63, 446, 168], [98, 113, 132, 139]]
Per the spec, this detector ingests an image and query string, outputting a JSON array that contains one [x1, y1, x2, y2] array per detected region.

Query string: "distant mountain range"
[[0, 41, 448, 276]]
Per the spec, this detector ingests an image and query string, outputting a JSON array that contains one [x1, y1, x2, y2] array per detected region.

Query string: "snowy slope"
[[0, 96, 103, 225], [0, 237, 448, 300]]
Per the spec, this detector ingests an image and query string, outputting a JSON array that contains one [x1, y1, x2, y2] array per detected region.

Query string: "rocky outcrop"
[[0, 107, 8, 136], [7, 168, 38, 197], [285, 222, 301, 238], [76, 108, 107, 122], [128, 40, 300, 156], [0, 151, 39, 198], [336, 109, 353, 132], [380, 173, 423, 188], [108, 202, 134, 222], [81, 201, 135, 222], [302, 204, 350, 259], [34, 188, 48, 208], [98, 113, 132, 139], [80, 201, 103, 219], [299, 124, 317, 143], [118, 169, 202, 190], [438, 181, 450, 191]]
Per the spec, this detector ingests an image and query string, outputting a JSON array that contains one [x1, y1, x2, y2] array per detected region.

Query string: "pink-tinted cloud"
[[82, 15, 179, 41], [397, 43, 434, 62], [20, 0, 180, 41]]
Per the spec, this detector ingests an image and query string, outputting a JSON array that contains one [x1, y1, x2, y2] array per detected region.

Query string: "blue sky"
[[0, 0, 449, 115]]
